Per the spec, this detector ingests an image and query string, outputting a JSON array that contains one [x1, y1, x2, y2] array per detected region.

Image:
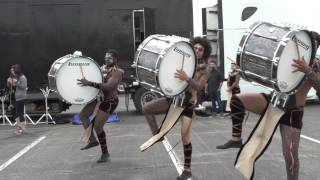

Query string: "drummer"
[[77, 49, 124, 163], [142, 36, 211, 180], [216, 31, 320, 180]]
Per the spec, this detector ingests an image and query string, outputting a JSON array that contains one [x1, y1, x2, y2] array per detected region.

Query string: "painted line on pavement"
[[301, 134, 320, 144], [0, 136, 46, 172], [162, 136, 183, 175]]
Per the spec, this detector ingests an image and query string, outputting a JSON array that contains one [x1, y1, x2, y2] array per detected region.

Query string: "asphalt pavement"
[[0, 95, 319, 180]]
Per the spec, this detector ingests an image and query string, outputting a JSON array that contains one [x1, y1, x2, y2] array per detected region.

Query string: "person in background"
[[7, 64, 28, 135], [205, 60, 224, 117]]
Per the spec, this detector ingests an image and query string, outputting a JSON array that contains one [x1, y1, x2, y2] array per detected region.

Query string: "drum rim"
[[272, 30, 295, 92], [48, 54, 103, 105], [274, 30, 316, 93]]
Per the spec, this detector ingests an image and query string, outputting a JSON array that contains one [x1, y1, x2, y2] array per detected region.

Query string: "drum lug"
[[131, 63, 137, 68], [281, 37, 291, 43], [245, 51, 269, 61], [272, 58, 279, 66], [173, 93, 185, 107], [136, 65, 155, 72], [253, 33, 279, 42], [269, 80, 276, 84], [140, 82, 159, 91], [244, 71, 269, 81]]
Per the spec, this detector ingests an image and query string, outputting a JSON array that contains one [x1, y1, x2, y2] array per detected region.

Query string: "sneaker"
[[216, 140, 242, 149], [20, 122, 27, 132], [80, 141, 99, 150], [177, 170, 192, 180], [14, 127, 22, 135], [97, 153, 110, 163]]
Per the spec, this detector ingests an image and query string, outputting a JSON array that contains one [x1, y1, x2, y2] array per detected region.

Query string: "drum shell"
[[133, 34, 197, 97], [48, 55, 70, 93], [237, 22, 317, 93]]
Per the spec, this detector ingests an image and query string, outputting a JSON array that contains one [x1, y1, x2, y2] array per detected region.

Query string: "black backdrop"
[[0, 0, 193, 91]]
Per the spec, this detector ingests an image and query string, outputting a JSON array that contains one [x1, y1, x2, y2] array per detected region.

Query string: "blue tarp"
[[72, 114, 120, 125]]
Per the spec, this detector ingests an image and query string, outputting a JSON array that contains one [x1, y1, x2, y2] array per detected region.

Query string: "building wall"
[[0, 0, 193, 90]]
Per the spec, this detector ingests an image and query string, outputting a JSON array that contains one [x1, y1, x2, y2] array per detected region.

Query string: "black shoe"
[[216, 140, 242, 149], [177, 170, 192, 180], [97, 153, 110, 163], [80, 141, 99, 150]]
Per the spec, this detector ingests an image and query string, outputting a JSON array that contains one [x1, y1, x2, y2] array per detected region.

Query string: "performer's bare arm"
[[292, 58, 320, 92], [306, 69, 320, 91], [77, 70, 123, 92], [7, 77, 17, 87], [175, 69, 207, 91], [230, 73, 240, 90], [97, 71, 122, 91]]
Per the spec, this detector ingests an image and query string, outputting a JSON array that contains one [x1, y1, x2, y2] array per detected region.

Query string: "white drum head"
[[55, 56, 102, 104], [158, 42, 196, 96], [277, 31, 312, 93]]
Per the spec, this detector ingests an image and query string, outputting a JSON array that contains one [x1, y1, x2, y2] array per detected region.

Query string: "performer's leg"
[[177, 113, 193, 180], [230, 95, 245, 141], [79, 101, 99, 150], [142, 97, 170, 135], [197, 89, 205, 106], [280, 122, 302, 180], [216, 91, 223, 114], [16, 100, 25, 122], [93, 98, 118, 163], [216, 93, 268, 149], [94, 110, 110, 163], [216, 95, 244, 149]]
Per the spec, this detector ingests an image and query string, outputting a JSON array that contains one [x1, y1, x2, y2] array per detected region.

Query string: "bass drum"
[[237, 22, 317, 93], [133, 34, 197, 97], [48, 54, 102, 104]]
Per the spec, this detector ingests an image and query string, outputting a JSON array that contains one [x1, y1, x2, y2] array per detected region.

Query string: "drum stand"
[[23, 104, 36, 125], [0, 95, 14, 126], [36, 87, 55, 124]]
